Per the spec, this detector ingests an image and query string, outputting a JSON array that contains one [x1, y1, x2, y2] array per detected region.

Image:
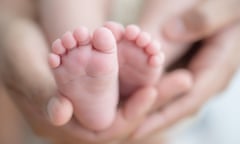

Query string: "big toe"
[[93, 27, 116, 53], [104, 21, 124, 41]]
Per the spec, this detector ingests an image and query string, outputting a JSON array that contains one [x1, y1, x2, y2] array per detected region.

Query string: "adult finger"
[[98, 87, 158, 142], [153, 69, 193, 110], [56, 87, 158, 144], [138, 0, 199, 66], [163, 0, 240, 42]]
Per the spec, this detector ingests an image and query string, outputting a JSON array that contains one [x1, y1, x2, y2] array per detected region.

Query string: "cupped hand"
[[133, 21, 240, 140], [21, 86, 157, 144], [129, 0, 240, 140], [0, 18, 160, 144]]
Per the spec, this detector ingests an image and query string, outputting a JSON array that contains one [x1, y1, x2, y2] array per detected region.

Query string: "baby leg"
[[49, 27, 118, 131], [105, 22, 164, 97], [39, 0, 111, 42]]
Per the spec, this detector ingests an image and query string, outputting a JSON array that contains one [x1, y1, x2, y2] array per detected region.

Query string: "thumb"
[[0, 19, 74, 126], [47, 95, 73, 126]]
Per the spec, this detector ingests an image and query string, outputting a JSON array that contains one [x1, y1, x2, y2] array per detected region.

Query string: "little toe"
[[61, 31, 77, 49], [73, 26, 90, 45], [52, 39, 66, 55], [125, 25, 141, 41], [145, 40, 161, 55], [149, 53, 165, 67], [104, 21, 125, 42], [49, 53, 61, 68], [92, 27, 116, 53], [136, 32, 151, 48]]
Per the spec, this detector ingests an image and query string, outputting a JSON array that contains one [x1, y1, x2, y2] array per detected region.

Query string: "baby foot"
[[49, 27, 118, 131], [105, 22, 164, 97]]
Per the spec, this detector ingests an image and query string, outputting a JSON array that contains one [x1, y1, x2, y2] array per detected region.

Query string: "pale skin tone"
[[49, 26, 120, 131], [38, 0, 111, 42], [0, 0, 189, 144], [131, 0, 240, 140], [48, 22, 164, 130], [105, 22, 164, 98], [132, 21, 240, 142], [0, 0, 168, 144], [39, 0, 165, 130], [1, 0, 240, 144], [0, 0, 37, 144], [0, 1, 160, 144], [0, 86, 24, 144], [39, 0, 117, 128]]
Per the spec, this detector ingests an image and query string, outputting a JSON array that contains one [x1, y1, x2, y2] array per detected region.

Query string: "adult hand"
[[133, 21, 240, 140], [20, 86, 157, 144], [130, 0, 240, 140], [0, 17, 159, 144]]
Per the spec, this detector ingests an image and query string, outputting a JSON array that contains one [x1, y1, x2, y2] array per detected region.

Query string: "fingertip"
[[47, 96, 73, 126], [172, 69, 194, 91], [140, 87, 158, 101], [124, 87, 157, 121], [163, 11, 206, 42]]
